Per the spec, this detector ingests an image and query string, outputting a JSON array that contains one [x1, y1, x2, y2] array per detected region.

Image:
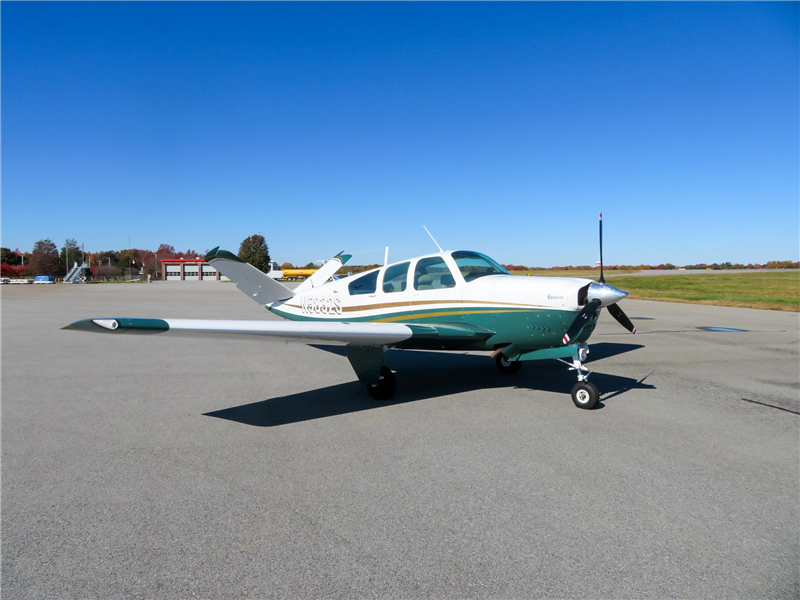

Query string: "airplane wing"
[[205, 247, 295, 305], [62, 318, 494, 347], [62, 318, 413, 345]]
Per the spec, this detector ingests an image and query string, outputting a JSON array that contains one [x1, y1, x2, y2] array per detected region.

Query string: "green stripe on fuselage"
[[270, 305, 597, 351]]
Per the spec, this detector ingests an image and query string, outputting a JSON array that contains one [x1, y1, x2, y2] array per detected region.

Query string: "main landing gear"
[[495, 353, 522, 374], [366, 366, 396, 401], [556, 344, 600, 410]]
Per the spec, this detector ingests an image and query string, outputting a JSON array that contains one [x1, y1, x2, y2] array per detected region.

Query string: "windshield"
[[451, 251, 509, 282]]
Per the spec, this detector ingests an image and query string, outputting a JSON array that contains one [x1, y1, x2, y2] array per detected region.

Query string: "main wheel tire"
[[495, 353, 522, 374], [571, 381, 600, 410], [367, 366, 396, 401]]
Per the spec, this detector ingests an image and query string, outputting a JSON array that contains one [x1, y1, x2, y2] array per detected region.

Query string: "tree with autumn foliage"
[[0, 264, 28, 278], [0, 248, 22, 266], [156, 244, 176, 259], [29, 239, 61, 277], [238, 234, 271, 273]]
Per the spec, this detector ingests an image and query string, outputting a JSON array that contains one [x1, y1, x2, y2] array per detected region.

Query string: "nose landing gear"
[[557, 344, 600, 409]]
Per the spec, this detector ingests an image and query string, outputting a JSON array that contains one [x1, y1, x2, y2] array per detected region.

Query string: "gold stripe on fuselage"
[[282, 298, 546, 312], [374, 308, 542, 323]]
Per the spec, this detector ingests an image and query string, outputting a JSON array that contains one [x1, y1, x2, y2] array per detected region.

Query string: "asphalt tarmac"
[[2, 282, 798, 598]]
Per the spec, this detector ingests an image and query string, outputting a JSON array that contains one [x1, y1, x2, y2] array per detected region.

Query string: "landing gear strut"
[[367, 366, 396, 401], [557, 344, 600, 409]]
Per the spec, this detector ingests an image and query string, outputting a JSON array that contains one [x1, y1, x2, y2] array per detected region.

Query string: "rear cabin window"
[[348, 270, 379, 295], [413, 257, 456, 291], [382, 262, 409, 294], [452, 251, 509, 282]]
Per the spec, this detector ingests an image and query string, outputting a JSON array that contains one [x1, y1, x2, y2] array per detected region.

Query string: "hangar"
[[159, 258, 230, 281]]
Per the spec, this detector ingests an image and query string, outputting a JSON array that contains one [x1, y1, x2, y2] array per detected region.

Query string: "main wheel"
[[367, 366, 396, 401], [571, 381, 600, 410], [495, 353, 522, 374]]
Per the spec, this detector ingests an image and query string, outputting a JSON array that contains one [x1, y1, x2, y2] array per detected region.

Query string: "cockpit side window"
[[452, 251, 509, 282], [382, 262, 409, 294], [348, 270, 379, 295], [413, 257, 456, 291]]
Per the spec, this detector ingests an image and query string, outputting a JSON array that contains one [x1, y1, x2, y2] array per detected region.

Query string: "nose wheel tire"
[[495, 354, 522, 374], [571, 381, 600, 409], [367, 366, 396, 401]]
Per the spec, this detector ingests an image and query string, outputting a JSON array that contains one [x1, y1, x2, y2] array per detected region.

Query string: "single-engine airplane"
[[64, 215, 637, 409]]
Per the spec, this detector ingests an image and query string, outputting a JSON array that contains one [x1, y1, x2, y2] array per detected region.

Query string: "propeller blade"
[[563, 298, 601, 345], [599, 212, 605, 284], [607, 302, 637, 334]]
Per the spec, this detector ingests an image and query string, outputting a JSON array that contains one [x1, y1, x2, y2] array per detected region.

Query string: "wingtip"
[[62, 318, 169, 334], [62, 318, 103, 333], [205, 248, 245, 263], [333, 251, 352, 265]]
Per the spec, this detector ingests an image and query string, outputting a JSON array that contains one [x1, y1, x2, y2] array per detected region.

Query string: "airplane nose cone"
[[587, 281, 628, 307]]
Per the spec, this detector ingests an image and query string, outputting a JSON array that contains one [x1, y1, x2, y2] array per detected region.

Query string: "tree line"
[[2, 237, 796, 280], [0, 234, 273, 280]]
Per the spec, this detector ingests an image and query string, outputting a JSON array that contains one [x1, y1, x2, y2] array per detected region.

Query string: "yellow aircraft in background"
[[267, 261, 316, 280], [267, 258, 347, 281]]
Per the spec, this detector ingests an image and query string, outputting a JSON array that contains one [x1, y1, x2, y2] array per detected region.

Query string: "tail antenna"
[[423, 226, 443, 252]]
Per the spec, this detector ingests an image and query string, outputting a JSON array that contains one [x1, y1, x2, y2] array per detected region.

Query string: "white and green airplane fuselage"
[[269, 251, 600, 353], [64, 235, 637, 409]]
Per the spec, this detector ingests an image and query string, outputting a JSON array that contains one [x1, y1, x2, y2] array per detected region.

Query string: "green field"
[[612, 271, 799, 312], [512, 270, 800, 311]]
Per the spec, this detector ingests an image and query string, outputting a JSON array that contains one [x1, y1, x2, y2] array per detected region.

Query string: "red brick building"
[[160, 258, 229, 281]]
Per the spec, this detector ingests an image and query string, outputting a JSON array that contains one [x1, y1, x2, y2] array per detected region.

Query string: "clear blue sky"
[[3, 2, 797, 267]]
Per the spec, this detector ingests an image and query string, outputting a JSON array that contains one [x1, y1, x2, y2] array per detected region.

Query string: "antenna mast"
[[423, 226, 443, 252]]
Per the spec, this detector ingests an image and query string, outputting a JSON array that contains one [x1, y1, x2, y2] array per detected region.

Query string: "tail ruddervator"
[[204, 247, 295, 305], [64, 216, 639, 410]]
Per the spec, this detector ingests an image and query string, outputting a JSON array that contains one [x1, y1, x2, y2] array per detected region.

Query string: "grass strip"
[[615, 272, 799, 312]]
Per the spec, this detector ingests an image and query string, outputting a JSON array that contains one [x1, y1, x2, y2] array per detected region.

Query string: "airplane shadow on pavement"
[[203, 342, 653, 427]]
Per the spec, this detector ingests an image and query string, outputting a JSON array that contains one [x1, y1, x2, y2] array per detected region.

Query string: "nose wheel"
[[571, 381, 600, 409], [556, 344, 601, 409]]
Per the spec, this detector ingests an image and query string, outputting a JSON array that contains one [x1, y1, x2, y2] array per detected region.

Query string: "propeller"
[[599, 212, 605, 283], [563, 298, 601, 345], [562, 213, 637, 344]]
